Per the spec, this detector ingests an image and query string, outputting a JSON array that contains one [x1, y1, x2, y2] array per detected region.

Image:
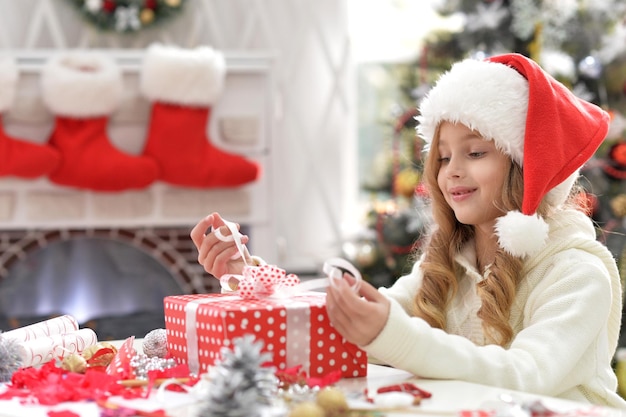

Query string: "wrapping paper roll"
[[17, 328, 98, 368], [2, 315, 79, 342]]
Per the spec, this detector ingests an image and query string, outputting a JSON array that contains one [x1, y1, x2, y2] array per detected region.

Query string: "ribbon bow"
[[220, 265, 300, 300], [214, 218, 363, 299]]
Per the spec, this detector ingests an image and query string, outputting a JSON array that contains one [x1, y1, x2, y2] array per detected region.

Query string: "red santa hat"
[[417, 53, 609, 257]]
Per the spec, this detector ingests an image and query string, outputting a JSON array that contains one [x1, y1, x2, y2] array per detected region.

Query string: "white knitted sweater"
[[365, 209, 626, 409]]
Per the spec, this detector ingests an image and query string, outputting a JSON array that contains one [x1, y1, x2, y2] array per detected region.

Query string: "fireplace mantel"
[[0, 50, 277, 262]]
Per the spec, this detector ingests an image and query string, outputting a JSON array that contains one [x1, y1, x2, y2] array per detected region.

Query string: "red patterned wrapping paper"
[[17, 328, 98, 367], [2, 314, 79, 342], [164, 292, 368, 378], [2, 315, 98, 367]]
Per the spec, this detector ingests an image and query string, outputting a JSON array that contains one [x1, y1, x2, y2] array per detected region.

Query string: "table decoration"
[[1, 315, 98, 371]]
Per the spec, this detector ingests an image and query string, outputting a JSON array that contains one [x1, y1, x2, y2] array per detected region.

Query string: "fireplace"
[[0, 227, 223, 340], [0, 50, 276, 340]]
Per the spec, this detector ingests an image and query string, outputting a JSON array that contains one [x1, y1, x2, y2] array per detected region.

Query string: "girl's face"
[[436, 121, 510, 232]]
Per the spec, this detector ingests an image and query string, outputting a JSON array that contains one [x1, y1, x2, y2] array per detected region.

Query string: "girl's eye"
[[438, 156, 450, 163], [469, 151, 486, 158]]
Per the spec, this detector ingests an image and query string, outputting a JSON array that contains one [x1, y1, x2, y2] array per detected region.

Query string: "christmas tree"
[[350, 0, 626, 289]]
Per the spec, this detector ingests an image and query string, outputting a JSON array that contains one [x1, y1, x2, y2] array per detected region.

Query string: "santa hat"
[[417, 53, 609, 257]]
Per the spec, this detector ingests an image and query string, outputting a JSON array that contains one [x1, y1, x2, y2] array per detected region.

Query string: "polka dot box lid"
[[164, 292, 368, 378]]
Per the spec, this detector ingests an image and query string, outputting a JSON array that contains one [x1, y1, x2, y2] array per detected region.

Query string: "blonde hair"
[[414, 125, 557, 346]]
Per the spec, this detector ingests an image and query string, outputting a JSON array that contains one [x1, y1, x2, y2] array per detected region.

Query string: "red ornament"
[[610, 142, 626, 167], [415, 182, 429, 198], [144, 0, 157, 9], [102, 0, 117, 12]]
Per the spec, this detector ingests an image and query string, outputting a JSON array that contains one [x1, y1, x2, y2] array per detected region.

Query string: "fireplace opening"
[[0, 227, 219, 341]]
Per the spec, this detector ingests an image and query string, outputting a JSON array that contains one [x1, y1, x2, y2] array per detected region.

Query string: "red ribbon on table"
[[220, 264, 300, 300]]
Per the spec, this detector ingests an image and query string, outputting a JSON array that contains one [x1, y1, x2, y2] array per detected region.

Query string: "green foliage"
[[67, 0, 187, 33]]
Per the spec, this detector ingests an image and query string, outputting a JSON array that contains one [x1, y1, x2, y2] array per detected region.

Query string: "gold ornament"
[[165, 0, 181, 7], [289, 401, 326, 417], [354, 241, 377, 268], [81, 341, 118, 368], [62, 353, 87, 373], [316, 387, 349, 417], [617, 349, 626, 398], [394, 168, 421, 199], [82, 341, 118, 360], [610, 194, 626, 218], [140, 9, 155, 25]]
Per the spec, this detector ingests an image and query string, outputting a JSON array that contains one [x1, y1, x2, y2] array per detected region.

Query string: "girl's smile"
[[448, 186, 477, 202]]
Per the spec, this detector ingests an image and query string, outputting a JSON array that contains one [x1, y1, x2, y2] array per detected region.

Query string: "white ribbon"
[[283, 299, 312, 372], [213, 217, 363, 298], [213, 220, 250, 265], [184, 295, 240, 375], [272, 257, 363, 298]]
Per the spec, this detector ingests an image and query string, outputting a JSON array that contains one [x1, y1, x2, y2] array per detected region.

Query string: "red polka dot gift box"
[[163, 292, 368, 378]]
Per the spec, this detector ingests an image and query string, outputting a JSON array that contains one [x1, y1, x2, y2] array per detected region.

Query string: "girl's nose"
[[445, 157, 463, 178]]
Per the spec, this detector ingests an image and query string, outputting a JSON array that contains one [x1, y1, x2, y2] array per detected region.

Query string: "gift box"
[[164, 292, 368, 378]]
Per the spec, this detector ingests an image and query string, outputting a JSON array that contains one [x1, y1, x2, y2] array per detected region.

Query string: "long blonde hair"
[[414, 126, 553, 346]]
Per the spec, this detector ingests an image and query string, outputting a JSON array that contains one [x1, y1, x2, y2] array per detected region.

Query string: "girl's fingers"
[[326, 288, 354, 334], [190, 214, 214, 248], [327, 277, 390, 346]]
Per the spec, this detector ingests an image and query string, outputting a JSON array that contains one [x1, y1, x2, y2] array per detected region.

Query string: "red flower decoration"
[[47, 411, 80, 417], [0, 361, 141, 406], [276, 365, 341, 389]]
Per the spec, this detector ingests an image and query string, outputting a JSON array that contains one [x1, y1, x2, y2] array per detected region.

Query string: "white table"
[[100, 363, 626, 416], [1, 340, 626, 417], [344, 365, 626, 416]]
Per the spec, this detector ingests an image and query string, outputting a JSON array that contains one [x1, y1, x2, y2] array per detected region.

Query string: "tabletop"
[[1, 340, 626, 417]]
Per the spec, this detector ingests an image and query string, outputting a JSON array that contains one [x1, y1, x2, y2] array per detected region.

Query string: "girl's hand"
[[190, 212, 250, 279], [325, 274, 390, 346]]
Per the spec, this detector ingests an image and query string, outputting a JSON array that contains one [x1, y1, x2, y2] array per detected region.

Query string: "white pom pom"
[[495, 211, 549, 257]]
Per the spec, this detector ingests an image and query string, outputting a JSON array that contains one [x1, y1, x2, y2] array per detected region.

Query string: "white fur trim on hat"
[[495, 211, 549, 257], [417, 58, 529, 166], [40, 51, 122, 117], [0, 57, 18, 113], [140, 43, 226, 107]]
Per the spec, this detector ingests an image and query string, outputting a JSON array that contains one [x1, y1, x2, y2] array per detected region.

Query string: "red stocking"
[[0, 116, 61, 178], [0, 58, 60, 178], [41, 52, 158, 191], [140, 44, 260, 188]]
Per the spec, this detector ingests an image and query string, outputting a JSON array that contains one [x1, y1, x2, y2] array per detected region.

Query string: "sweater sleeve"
[[377, 260, 425, 313], [363, 249, 614, 397]]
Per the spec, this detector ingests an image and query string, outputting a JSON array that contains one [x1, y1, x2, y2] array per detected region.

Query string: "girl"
[[191, 53, 626, 408]]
